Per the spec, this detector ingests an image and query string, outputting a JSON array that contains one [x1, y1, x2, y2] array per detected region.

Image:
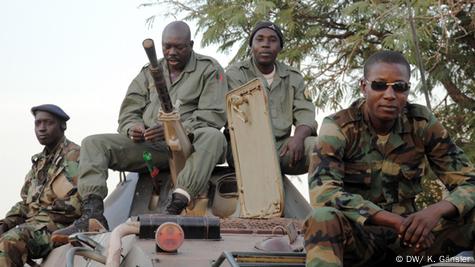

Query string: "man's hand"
[[280, 125, 312, 167], [414, 232, 435, 253], [399, 200, 456, 250], [280, 136, 305, 167], [128, 124, 145, 143], [144, 123, 165, 142], [399, 208, 440, 248]]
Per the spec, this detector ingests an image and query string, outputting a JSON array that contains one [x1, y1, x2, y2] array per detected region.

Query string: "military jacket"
[[118, 52, 227, 135], [309, 99, 475, 225], [1, 138, 81, 231], [226, 57, 317, 140]]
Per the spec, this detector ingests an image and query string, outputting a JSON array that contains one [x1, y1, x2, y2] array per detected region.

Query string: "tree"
[[142, 0, 475, 156]]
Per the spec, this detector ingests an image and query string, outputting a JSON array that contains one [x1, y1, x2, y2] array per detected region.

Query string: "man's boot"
[[166, 193, 189, 215], [51, 194, 109, 245]]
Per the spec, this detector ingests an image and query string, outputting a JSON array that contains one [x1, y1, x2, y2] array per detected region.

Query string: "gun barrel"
[[142, 38, 174, 113], [142, 39, 159, 69]]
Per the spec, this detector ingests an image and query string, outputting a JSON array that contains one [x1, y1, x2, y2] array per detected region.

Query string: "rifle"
[[142, 38, 193, 187]]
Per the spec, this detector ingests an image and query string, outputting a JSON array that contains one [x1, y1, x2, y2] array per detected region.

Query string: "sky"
[[0, 0, 326, 217], [0, 0, 237, 216]]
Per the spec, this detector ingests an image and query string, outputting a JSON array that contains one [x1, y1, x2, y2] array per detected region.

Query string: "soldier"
[[53, 21, 227, 239], [304, 51, 475, 266], [0, 104, 81, 267], [226, 21, 317, 174]]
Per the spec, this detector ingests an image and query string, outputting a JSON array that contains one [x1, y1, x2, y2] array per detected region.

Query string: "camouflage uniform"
[[0, 138, 81, 266], [78, 52, 228, 199], [304, 99, 475, 267], [226, 57, 318, 174]]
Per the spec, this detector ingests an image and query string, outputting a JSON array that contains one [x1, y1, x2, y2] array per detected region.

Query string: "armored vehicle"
[[39, 77, 312, 267]]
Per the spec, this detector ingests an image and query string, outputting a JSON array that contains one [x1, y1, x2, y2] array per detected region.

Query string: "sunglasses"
[[364, 79, 410, 93]]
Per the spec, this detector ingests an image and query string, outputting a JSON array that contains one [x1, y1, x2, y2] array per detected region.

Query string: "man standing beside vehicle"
[[0, 104, 81, 267], [53, 21, 228, 240], [226, 21, 318, 174]]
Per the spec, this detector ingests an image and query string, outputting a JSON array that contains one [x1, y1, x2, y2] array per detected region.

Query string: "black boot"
[[166, 193, 189, 215], [51, 194, 109, 245]]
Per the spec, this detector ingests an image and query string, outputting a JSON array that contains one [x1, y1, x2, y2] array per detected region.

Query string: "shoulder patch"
[[215, 71, 224, 82]]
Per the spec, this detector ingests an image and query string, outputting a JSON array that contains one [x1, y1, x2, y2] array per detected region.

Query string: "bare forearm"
[[368, 210, 404, 231], [427, 200, 458, 219], [294, 125, 312, 140]]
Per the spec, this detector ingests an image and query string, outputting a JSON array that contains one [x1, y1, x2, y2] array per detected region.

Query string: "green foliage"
[[143, 0, 475, 145], [434, 103, 475, 162]]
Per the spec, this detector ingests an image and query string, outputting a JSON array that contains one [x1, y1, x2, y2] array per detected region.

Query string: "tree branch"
[[439, 72, 475, 108]]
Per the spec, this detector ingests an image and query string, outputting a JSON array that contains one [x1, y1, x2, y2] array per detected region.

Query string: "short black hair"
[[363, 51, 410, 78]]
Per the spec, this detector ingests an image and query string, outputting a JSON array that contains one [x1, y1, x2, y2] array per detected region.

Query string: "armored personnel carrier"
[[39, 77, 312, 267]]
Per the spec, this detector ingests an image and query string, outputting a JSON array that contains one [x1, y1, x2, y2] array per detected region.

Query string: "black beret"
[[31, 104, 70, 122], [249, 21, 284, 48]]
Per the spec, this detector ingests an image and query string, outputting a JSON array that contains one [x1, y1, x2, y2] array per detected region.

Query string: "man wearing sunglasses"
[[304, 51, 475, 266]]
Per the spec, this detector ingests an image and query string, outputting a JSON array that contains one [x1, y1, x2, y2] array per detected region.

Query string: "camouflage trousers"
[[0, 223, 52, 267], [303, 207, 475, 267], [78, 127, 227, 200]]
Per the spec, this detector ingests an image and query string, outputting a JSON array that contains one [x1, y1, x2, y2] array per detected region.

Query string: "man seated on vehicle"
[[53, 21, 227, 239], [304, 50, 475, 267], [0, 104, 81, 267], [226, 21, 318, 174]]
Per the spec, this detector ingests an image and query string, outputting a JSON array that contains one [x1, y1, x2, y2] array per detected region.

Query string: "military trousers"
[[303, 206, 475, 267], [0, 224, 52, 267], [78, 127, 227, 200]]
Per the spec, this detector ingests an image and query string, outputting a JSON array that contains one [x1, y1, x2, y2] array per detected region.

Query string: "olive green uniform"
[[78, 52, 227, 200], [0, 138, 81, 267], [226, 57, 318, 174], [304, 99, 475, 267]]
